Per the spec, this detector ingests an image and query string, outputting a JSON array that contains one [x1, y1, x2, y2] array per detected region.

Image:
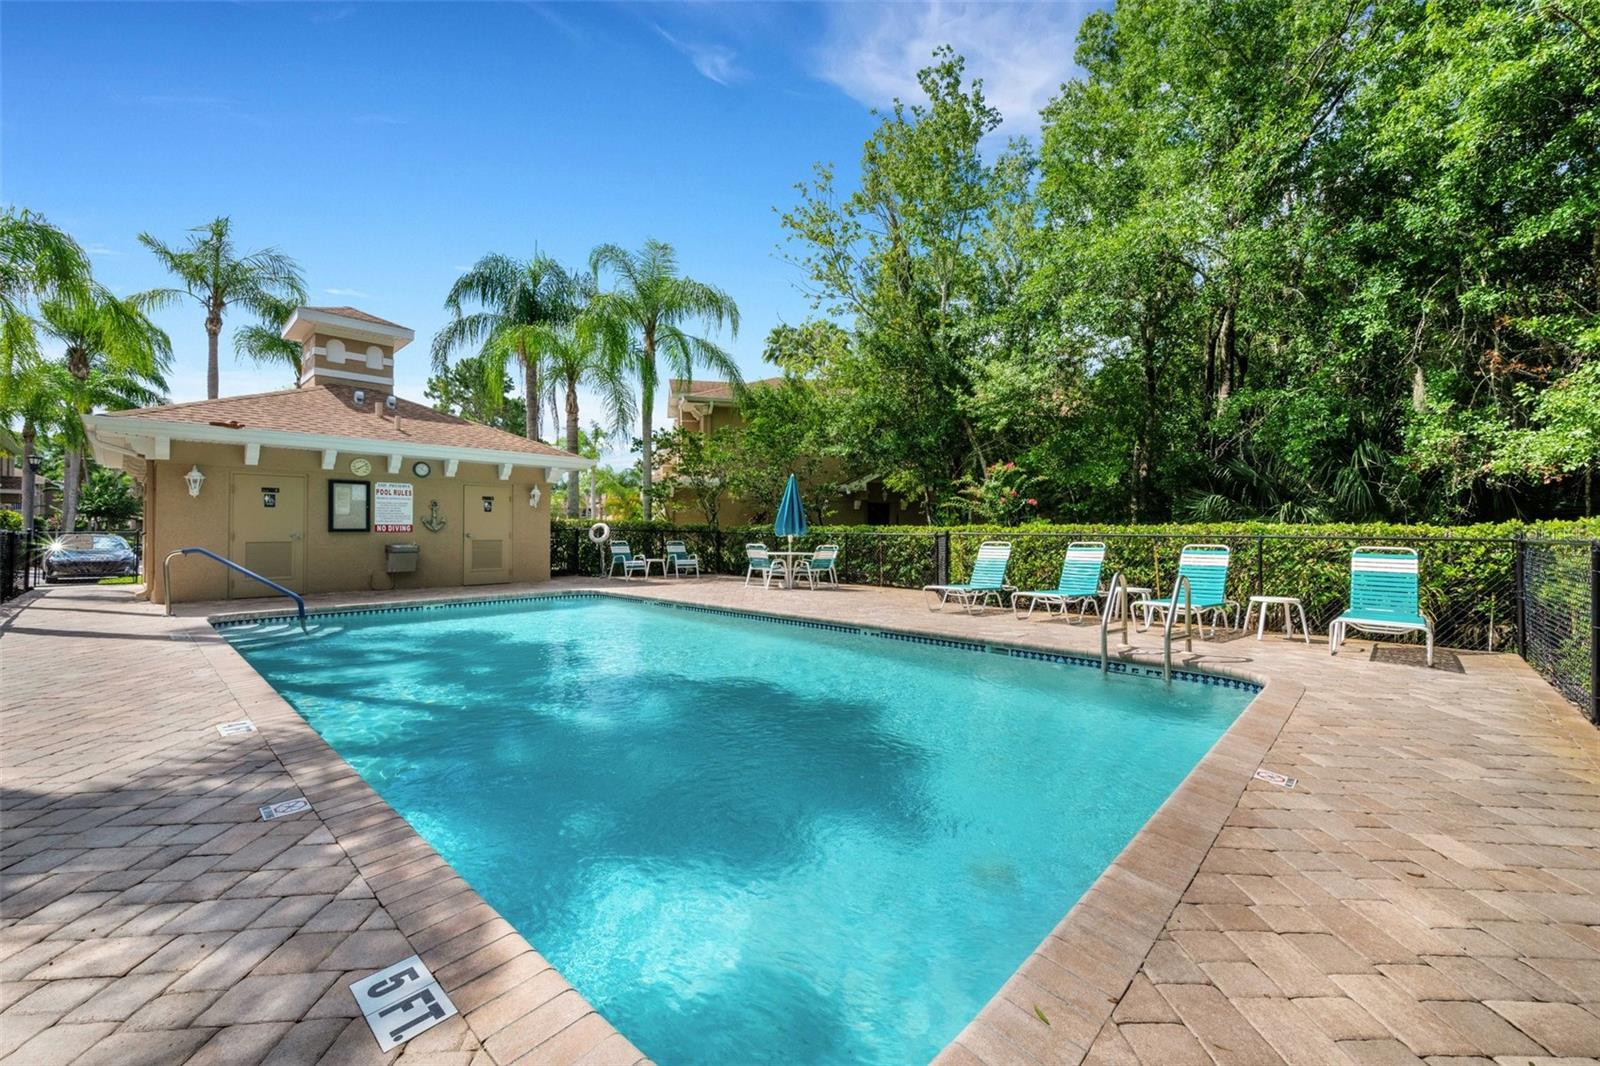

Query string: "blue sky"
[[3, 1, 1093, 452]]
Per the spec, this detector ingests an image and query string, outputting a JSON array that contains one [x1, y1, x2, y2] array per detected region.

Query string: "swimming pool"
[[222, 594, 1254, 1065]]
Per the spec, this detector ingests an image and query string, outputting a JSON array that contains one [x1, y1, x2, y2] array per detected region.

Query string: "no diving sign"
[[351, 955, 458, 1052]]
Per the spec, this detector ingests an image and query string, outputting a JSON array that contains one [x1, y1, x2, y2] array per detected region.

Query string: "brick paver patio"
[[5, 577, 1600, 1065]]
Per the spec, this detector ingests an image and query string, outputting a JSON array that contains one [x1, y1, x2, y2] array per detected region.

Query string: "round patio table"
[[766, 550, 815, 589]]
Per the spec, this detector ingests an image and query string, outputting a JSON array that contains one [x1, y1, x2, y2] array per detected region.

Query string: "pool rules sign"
[[351, 955, 457, 1051], [374, 482, 414, 533]]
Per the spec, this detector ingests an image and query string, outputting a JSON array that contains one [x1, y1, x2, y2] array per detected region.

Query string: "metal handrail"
[[1162, 574, 1195, 683], [164, 547, 307, 632], [1100, 571, 1129, 672]]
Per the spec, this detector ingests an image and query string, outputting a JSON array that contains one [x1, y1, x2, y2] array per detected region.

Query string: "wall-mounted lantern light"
[[185, 465, 206, 498], [528, 484, 542, 509]]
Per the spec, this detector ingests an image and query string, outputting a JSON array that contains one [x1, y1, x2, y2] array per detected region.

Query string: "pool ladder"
[[1099, 571, 1194, 683], [164, 547, 308, 632], [1099, 572, 1128, 673]]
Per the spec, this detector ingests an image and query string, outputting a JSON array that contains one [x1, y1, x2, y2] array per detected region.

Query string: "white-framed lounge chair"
[[1133, 544, 1237, 637], [795, 544, 840, 589], [665, 540, 700, 577], [744, 543, 787, 589], [924, 541, 1014, 613], [1329, 546, 1434, 667], [1013, 542, 1106, 621], [608, 541, 653, 579]]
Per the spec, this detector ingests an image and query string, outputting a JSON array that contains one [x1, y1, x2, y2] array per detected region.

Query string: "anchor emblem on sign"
[[420, 500, 447, 533]]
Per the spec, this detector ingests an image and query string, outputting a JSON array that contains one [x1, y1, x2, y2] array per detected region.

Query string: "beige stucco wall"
[[148, 441, 552, 603]]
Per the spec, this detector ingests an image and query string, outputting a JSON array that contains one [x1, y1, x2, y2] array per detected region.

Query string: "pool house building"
[[80, 305, 592, 604]]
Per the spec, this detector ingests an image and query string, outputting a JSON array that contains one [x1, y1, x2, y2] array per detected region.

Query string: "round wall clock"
[[412, 461, 432, 478], [349, 457, 372, 477]]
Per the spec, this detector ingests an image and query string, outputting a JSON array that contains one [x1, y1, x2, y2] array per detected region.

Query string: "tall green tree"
[[231, 293, 303, 383], [425, 353, 527, 435], [527, 299, 636, 516], [1, 209, 93, 382], [139, 217, 305, 400], [588, 240, 741, 520], [36, 291, 170, 528], [432, 253, 576, 442], [780, 49, 1036, 520]]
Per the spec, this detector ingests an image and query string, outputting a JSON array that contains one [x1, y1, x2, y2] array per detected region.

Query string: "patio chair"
[[665, 540, 700, 578], [1132, 544, 1237, 637], [608, 541, 652, 579], [924, 541, 1014, 614], [795, 544, 840, 589], [1329, 546, 1434, 667], [744, 543, 788, 589], [1012, 542, 1106, 621]]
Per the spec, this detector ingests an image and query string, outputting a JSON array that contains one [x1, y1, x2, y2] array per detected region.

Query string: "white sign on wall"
[[374, 482, 414, 533]]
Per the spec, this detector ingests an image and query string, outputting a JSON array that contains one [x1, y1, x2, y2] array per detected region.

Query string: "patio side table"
[[1243, 595, 1311, 644]]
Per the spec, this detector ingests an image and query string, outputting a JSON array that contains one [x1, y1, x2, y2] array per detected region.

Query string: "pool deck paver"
[[4, 576, 1600, 1065], [1, 585, 647, 1066]]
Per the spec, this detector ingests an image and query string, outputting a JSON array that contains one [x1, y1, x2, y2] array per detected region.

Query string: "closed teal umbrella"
[[774, 473, 808, 552]]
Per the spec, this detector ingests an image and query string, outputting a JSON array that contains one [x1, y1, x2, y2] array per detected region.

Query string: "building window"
[[329, 480, 370, 532], [366, 345, 384, 370], [326, 338, 346, 364]]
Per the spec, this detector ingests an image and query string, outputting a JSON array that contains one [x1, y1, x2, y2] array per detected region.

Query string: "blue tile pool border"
[[211, 589, 1262, 694]]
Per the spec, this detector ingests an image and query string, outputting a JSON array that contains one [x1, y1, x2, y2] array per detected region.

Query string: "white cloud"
[[85, 243, 121, 257], [656, 25, 746, 86], [814, 1, 1094, 138], [324, 287, 372, 298]]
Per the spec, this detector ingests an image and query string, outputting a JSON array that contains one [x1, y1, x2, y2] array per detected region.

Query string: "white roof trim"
[[81, 412, 592, 471], [281, 307, 415, 351]]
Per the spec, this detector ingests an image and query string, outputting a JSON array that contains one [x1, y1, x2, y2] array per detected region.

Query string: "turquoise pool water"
[[222, 595, 1252, 1065]]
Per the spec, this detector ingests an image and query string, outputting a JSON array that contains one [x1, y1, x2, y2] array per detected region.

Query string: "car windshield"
[[57, 534, 129, 552]]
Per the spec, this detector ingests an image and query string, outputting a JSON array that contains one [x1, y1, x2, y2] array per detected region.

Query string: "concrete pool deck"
[[4, 577, 1600, 1065]]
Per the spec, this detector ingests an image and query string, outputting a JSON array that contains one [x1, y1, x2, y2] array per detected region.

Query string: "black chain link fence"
[[553, 520, 1600, 722], [1521, 539, 1597, 718]]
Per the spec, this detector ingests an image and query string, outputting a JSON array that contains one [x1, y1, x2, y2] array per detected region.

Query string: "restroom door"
[[228, 474, 305, 598], [463, 483, 512, 585]]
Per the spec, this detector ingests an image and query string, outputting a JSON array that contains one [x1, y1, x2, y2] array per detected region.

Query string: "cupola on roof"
[[281, 305, 415, 392]]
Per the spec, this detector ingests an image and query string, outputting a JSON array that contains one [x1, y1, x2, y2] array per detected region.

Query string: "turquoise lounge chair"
[[665, 539, 700, 577], [1329, 546, 1434, 666], [795, 544, 840, 589], [1133, 544, 1237, 637], [608, 541, 652, 579], [924, 541, 1013, 613], [1013, 542, 1106, 621], [744, 543, 787, 589]]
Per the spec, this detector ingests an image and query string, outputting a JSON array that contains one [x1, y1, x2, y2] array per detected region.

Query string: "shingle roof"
[[299, 306, 409, 330], [103, 385, 578, 458], [669, 377, 784, 401]]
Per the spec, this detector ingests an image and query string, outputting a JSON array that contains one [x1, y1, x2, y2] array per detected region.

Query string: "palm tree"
[[528, 307, 636, 516], [432, 254, 576, 442], [0, 354, 75, 530], [37, 291, 170, 528], [588, 240, 741, 519], [232, 293, 303, 382], [0, 208, 93, 382], [139, 217, 305, 399]]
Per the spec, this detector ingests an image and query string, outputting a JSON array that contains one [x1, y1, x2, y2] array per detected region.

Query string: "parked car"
[[42, 533, 139, 582]]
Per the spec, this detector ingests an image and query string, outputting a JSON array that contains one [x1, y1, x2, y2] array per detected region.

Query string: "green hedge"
[[554, 518, 1599, 653]]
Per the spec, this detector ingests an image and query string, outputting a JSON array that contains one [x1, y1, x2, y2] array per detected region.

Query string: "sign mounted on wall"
[[374, 482, 414, 532]]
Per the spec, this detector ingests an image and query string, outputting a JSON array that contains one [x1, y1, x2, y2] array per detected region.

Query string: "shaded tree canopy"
[[776, 1, 1599, 524]]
